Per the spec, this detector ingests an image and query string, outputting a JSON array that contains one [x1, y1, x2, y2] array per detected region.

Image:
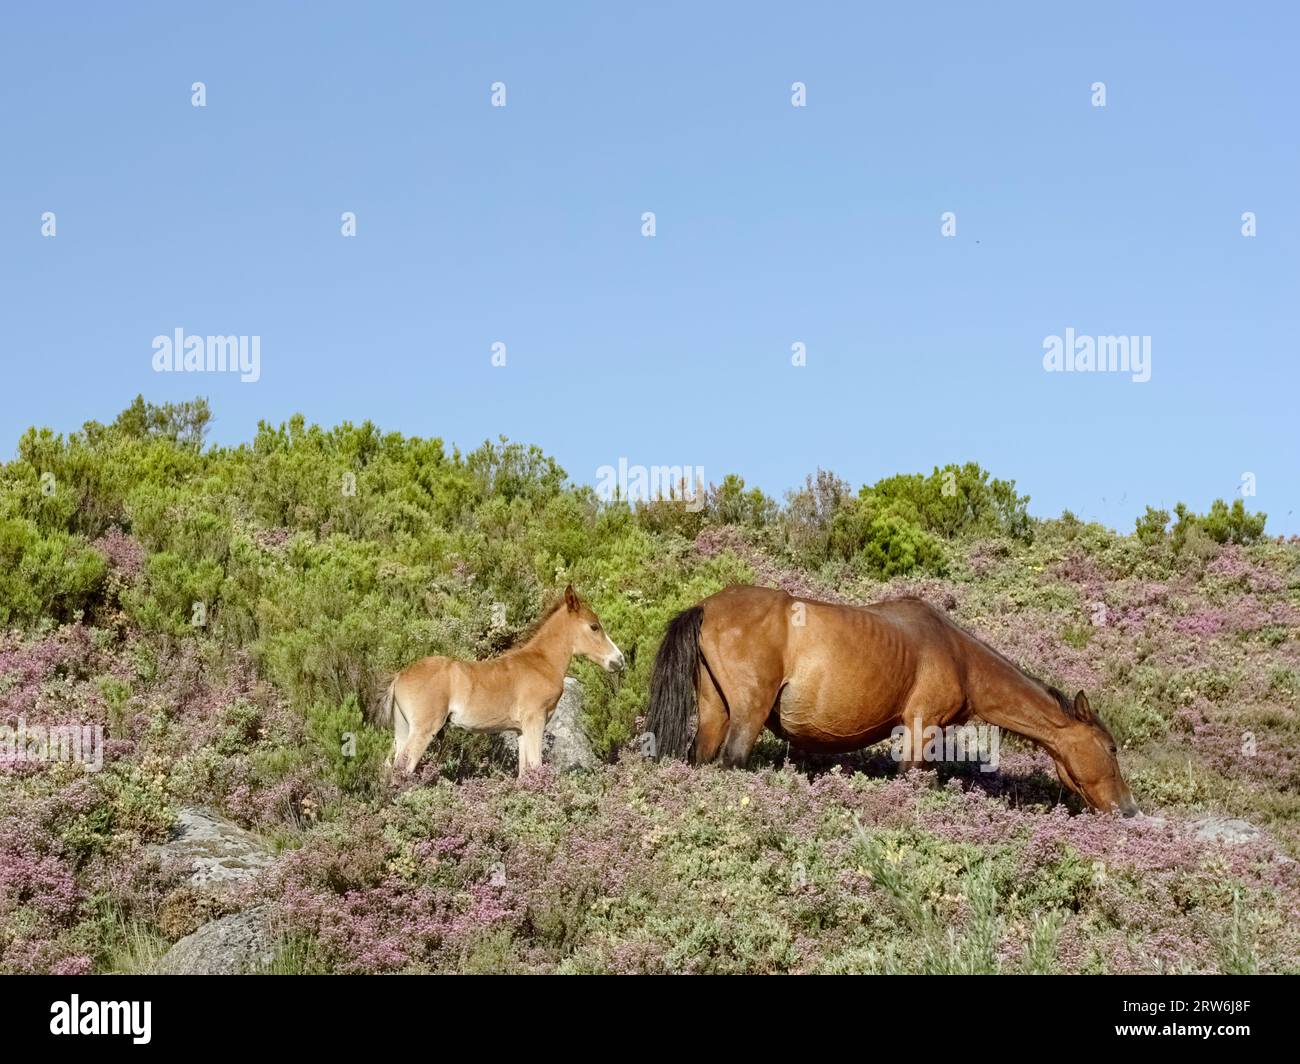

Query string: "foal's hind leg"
[[397, 693, 452, 775], [401, 716, 448, 774], [382, 698, 412, 785]]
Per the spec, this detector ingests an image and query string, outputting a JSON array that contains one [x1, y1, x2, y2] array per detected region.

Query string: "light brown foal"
[[378, 586, 624, 777], [647, 585, 1139, 815]]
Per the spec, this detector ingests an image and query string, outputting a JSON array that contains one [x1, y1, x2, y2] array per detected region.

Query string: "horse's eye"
[[590, 623, 600, 631]]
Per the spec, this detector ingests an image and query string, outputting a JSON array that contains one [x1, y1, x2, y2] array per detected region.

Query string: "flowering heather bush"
[[1, 399, 1296, 973], [255, 762, 1300, 974], [92, 527, 146, 583]]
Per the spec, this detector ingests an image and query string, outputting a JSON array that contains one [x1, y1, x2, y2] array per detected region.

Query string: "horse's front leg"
[[896, 683, 964, 773]]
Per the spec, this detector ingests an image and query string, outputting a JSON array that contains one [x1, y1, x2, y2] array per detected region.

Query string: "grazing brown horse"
[[646, 585, 1138, 815], [378, 586, 623, 777]]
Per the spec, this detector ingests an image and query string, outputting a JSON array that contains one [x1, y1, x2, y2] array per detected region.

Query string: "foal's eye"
[[589, 623, 600, 631]]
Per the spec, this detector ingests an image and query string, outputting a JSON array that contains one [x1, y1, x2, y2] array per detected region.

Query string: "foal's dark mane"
[[507, 597, 573, 652]]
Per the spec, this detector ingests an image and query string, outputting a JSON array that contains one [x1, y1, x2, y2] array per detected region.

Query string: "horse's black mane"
[[925, 600, 1098, 724], [1044, 684, 1073, 714]]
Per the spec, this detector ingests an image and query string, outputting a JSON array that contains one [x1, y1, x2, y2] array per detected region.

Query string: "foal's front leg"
[[517, 709, 546, 777]]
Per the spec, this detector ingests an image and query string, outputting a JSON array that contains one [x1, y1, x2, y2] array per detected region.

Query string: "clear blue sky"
[[3, 2, 1297, 532]]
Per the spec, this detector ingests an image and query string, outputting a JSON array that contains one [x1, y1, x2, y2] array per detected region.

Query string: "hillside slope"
[[2, 400, 1297, 973]]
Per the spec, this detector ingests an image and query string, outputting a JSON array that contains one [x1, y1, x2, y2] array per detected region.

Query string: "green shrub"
[[123, 552, 225, 635], [784, 463, 1027, 571], [866, 463, 1032, 541], [1134, 506, 1171, 546], [0, 518, 108, 625], [859, 513, 947, 578], [706, 475, 777, 527], [307, 695, 391, 797], [1172, 499, 1267, 551], [828, 501, 947, 577]]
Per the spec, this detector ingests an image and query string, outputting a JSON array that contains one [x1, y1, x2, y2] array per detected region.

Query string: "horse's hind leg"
[[694, 611, 786, 769], [699, 655, 782, 770], [401, 720, 445, 774], [712, 673, 781, 769], [401, 711, 450, 774], [721, 692, 777, 768], [693, 671, 729, 764]]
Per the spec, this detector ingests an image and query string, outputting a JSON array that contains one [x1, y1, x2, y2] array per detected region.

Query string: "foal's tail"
[[374, 677, 397, 730], [646, 606, 704, 760]]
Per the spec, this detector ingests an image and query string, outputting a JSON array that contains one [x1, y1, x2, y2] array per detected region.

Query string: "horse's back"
[[700, 584, 792, 619], [863, 596, 955, 641], [700, 586, 950, 660], [698, 586, 967, 751]]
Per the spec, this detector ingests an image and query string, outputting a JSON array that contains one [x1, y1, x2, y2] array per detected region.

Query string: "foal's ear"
[[1073, 691, 1093, 721], [564, 584, 579, 613]]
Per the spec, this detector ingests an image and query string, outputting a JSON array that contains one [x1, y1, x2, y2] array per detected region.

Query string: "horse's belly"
[[775, 663, 908, 752]]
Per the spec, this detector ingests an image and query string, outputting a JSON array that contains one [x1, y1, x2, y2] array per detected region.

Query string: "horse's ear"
[[564, 585, 579, 613], [1073, 691, 1093, 721]]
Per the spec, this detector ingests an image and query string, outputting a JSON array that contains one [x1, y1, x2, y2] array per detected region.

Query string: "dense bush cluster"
[[2, 397, 1295, 974]]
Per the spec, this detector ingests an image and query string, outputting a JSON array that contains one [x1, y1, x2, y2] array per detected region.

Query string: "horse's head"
[[1052, 690, 1139, 816], [563, 585, 625, 672]]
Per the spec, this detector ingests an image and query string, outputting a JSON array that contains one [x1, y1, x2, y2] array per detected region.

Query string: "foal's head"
[[1051, 690, 1139, 816], [560, 585, 625, 672]]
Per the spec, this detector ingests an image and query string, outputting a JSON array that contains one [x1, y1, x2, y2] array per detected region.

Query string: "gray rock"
[[1191, 816, 1263, 845], [153, 905, 276, 975], [500, 677, 596, 771], [148, 806, 275, 895]]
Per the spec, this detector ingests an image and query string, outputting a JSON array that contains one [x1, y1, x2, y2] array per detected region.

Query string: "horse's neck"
[[965, 644, 1071, 754], [517, 612, 573, 679]]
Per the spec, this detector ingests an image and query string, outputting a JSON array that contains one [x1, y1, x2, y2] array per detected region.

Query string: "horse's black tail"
[[646, 606, 704, 760]]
